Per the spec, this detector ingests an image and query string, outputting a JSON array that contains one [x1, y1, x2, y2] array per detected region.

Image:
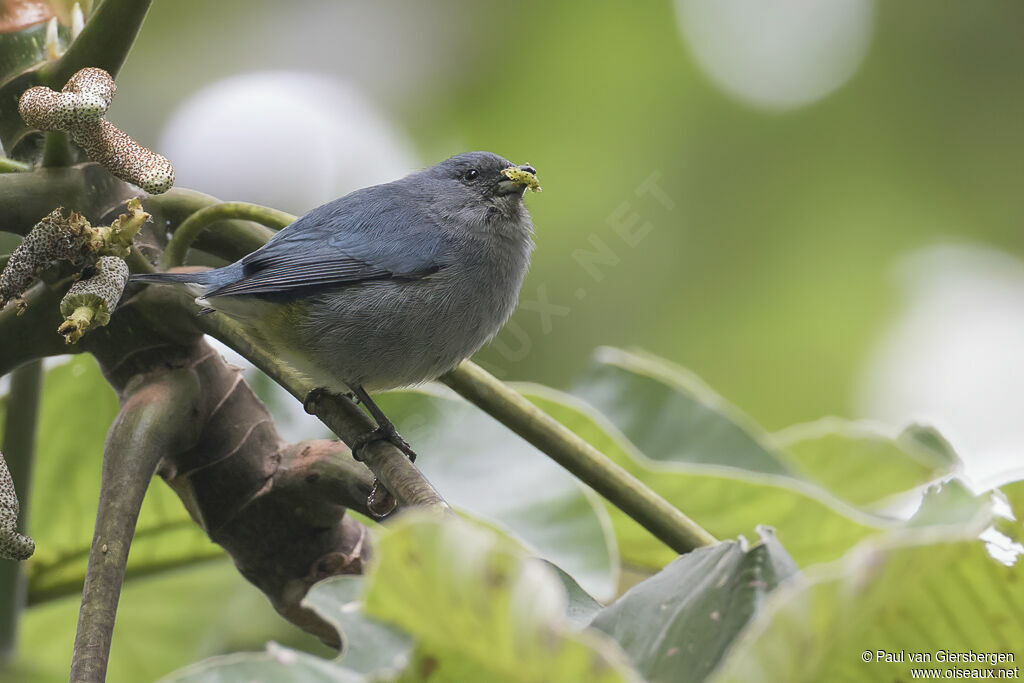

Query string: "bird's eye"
[[463, 169, 479, 181]]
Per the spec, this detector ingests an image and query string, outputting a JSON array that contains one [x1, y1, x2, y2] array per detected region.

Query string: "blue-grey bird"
[[133, 151, 539, 458]]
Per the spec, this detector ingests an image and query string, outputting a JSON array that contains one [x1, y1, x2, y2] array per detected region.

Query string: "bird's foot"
[[350, 422, 417, 463], [304, 388, 360, 414], [302, 387, 328, 415]]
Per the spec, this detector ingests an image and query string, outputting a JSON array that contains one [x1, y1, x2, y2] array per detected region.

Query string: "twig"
[[143, 189, 276, 261], [0, 157, 29, 173], [0, 361, 41, 662], [193, 309, 450, 513], [30, 552, 225, 607], [69, 369, 201, 683], [160, 202, 294, 268], [442, 361, 718, 554]]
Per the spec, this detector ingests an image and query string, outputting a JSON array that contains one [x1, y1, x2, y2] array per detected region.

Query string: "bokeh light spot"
[[675, 0, 875, 110], [159, 71, 418, 214]]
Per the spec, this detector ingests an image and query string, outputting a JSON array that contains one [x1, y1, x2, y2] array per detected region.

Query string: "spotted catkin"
[[0, 208, 90, 309], [18, 67, 174, 194], [0, 451, 34, 561], [58, 255, 130, 343]]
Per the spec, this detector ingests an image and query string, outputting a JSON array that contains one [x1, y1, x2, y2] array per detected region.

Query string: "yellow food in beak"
[[501, 166, 542, 192]]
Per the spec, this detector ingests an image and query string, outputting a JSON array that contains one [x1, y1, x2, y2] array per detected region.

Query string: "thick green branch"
[[69, 369, 201, 683], [0, 283, 78, 376], [0, 164, 139, 236], [0, 361, 41, 663], [160, 202, 294, 268], [442, 361, 718, 554]]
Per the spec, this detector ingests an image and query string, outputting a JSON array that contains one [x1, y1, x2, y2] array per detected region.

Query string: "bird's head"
[[417, 151, 540, 236]]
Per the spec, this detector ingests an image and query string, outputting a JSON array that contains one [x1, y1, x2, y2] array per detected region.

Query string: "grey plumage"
[[134, 151, 537, 394]]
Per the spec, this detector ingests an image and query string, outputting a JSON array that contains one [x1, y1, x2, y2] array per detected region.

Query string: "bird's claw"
[[303, 387, 328, 415], [350, 423, 417, 462]]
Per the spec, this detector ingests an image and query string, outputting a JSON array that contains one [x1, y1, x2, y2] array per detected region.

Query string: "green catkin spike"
[[0, 200, 149, 313], [0, 451, 34, 561], [0, 208, 90, 309], [58, 255, 130, 343]]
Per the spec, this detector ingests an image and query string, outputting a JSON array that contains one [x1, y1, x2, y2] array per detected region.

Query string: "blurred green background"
[[112, 0, 1024, 434]]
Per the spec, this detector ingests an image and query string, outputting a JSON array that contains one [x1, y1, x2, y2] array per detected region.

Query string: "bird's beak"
[[498, 164, 541, 195]]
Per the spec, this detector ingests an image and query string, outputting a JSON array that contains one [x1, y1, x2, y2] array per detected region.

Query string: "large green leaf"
[[362, 514, 639, 683], [163, 645, 364, 683], [571, 348, 790, 475], [377, 389, 618, 600], [572, 348, 960, 511], [993, 479, 1024, 546], [773, 419, 962, 510], [709, 527, 1021, 682], [302, 576, 411, 675], [523, 385, 890, 570], [592, 528, 796, 683]]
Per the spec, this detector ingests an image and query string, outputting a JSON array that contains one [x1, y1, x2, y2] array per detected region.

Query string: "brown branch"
[[70, 368, 202, 682], [85, 291, 376, 646]]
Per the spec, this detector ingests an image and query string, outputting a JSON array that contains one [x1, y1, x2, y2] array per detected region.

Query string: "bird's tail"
[[130, 270, 224, 298], [130, 271, 217, 286]]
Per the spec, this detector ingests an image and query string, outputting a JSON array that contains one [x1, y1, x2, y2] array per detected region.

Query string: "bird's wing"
[[205, 185, 451, 298]]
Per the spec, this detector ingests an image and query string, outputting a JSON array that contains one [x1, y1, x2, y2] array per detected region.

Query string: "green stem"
[[40, 0, 153, 88], [0, 360, 42, 663], [441, 361, 718, 554], [143, 189, 277, 261], [0, 158, 29, 173], [160, 202, 294, 269], [30, 552, 225, 607], [41, 132, 73, 168]]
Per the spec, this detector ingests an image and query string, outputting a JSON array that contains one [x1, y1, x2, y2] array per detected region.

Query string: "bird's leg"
[[349, 385, 418, 462]]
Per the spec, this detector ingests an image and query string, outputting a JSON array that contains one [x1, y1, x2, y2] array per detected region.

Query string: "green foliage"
[[169, 515, 640, 683], [590, 528, 796, 683], [376, 389, 618, 599], [303, 577, 410, 675], [709, 530, 1024, 682], [361, 515, 635, 683], [5, 348, 1020, 682]]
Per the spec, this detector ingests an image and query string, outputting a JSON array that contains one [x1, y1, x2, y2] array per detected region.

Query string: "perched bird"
[[134, 151, 540, 458]]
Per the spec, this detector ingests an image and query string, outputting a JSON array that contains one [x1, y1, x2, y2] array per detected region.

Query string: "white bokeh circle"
[[159, 71, 418, 214], [856, 245, 1024, 486], [675, 0, 875, 110]]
